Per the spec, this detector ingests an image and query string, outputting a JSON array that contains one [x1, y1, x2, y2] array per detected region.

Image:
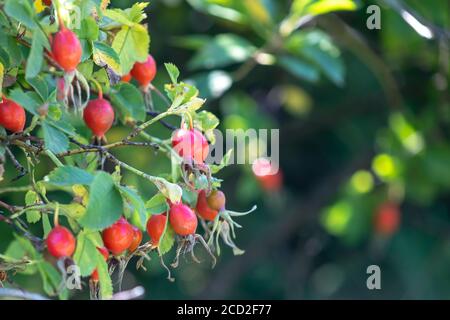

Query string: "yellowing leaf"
[[112, 24, 150, 74], [34, 0, 45, 14]]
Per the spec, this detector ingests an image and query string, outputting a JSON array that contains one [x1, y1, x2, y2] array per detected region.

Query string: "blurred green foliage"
[[1, 0, 449, 299]]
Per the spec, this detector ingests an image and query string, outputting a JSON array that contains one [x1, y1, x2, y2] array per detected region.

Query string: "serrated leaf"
[[8, 88, 39, 115], [42, 122, 69, 154], [5, 0, 36, 29], [158, 222, 175, 256], [112, 24, 150, 74], [195, 111, 219, 131], [118, 185, 147, 230], [165, 63, 180, 84], [45, 166, 94, 186], [80, 172, 123, 230], [26, 30, 49, 79], [73, 230, 98, 276], [93, 41, 121, 74], [96, 250, 113, 300], [79, 17, 100, 41], [110, 83, 146, 122], [145, 193, 169, 214], [27, 75, 49, 101]]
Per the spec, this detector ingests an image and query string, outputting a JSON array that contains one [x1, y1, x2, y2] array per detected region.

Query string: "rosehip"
[[83, 98, 115, 138], [121, 73, 132, 83], [171, 128, 209, 163], [207, 190, 226, 211], [51, 27, 82, 72], [43, 0, 52, 6], [91, 247, 109, 282], [169, 203, 198, 236], [128, 225, 142, 252], [374, 202, 401, 236], [196, 190, 218, 221], [102, 217, 134, 255], [46, 226, 76, 258], [146, 214, 167, 245], [130, 54, 157, 87], [252, 158, 283, 192], [0, 98, 26, 133]]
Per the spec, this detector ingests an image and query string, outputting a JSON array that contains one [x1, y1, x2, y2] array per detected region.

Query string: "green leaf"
[[186, 0, 246, 24], [79, 17, 100, 41], [195, 111, 220, 131], [182, 188, 198, 208], [280, 0, 357, 36], [5, 0, 36, 29], [110, 83, 146, 122], [8, 88, 39, 115], [187, 70, 232, 99], [26, 30, 48, 79], [27, 75, 49, 101], [211, 149, 233, 174], [278, 56, 319, 82], [286, 30, 345, 86], [4, 238, 38, 275], [165, 63, 180, 84], [112, 24, 150, 74], [80, 172, 123, 230], [93, 41, 121, 74], [305, 0, 357, 16], [145, 193, 169, 214], [96, 249, 113, 300], [128, 2, 149, 23], [77, 61, 94, 79], [158, 221, 175, 256], [42, 214, 52, 238], [118, 185, 147, 230], [151, 177, 183, 204], [188, 34, 255, 70], [42, 122, 69, 154], [38, 261, 62, 296], [25, 190, 41, 224], [73, 230, 98, 276], [45, 166, 95, 186]]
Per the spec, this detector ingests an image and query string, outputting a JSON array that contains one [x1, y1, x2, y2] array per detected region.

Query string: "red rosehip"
[[43, 0, 52, 6], [121, 73, 132, 83], [83, 98, 115, 138], [196, 190, 218, 221], [169, 203, 198, 236], [207, 190, 226, 211], [51, 27, 82, 72], [130, 54, 156, 87], [252, 158, 283, 192], [0, 98, 26, 133], [374, 202, 401, 236], [91, 247, 109, 282], [102, 217, 134, 255], [128, 226, 142, 252], [171, 128, 209, 163], [46, 226, 76, 258], [146, 214, 167, 245]]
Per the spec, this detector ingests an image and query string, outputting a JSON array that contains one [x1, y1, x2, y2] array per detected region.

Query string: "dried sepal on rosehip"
[[196, 189, 256, 256]]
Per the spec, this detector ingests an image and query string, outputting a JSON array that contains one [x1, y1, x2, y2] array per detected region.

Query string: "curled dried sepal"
[[171, 234, 216, 269], [204, 206, 257, 256]]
